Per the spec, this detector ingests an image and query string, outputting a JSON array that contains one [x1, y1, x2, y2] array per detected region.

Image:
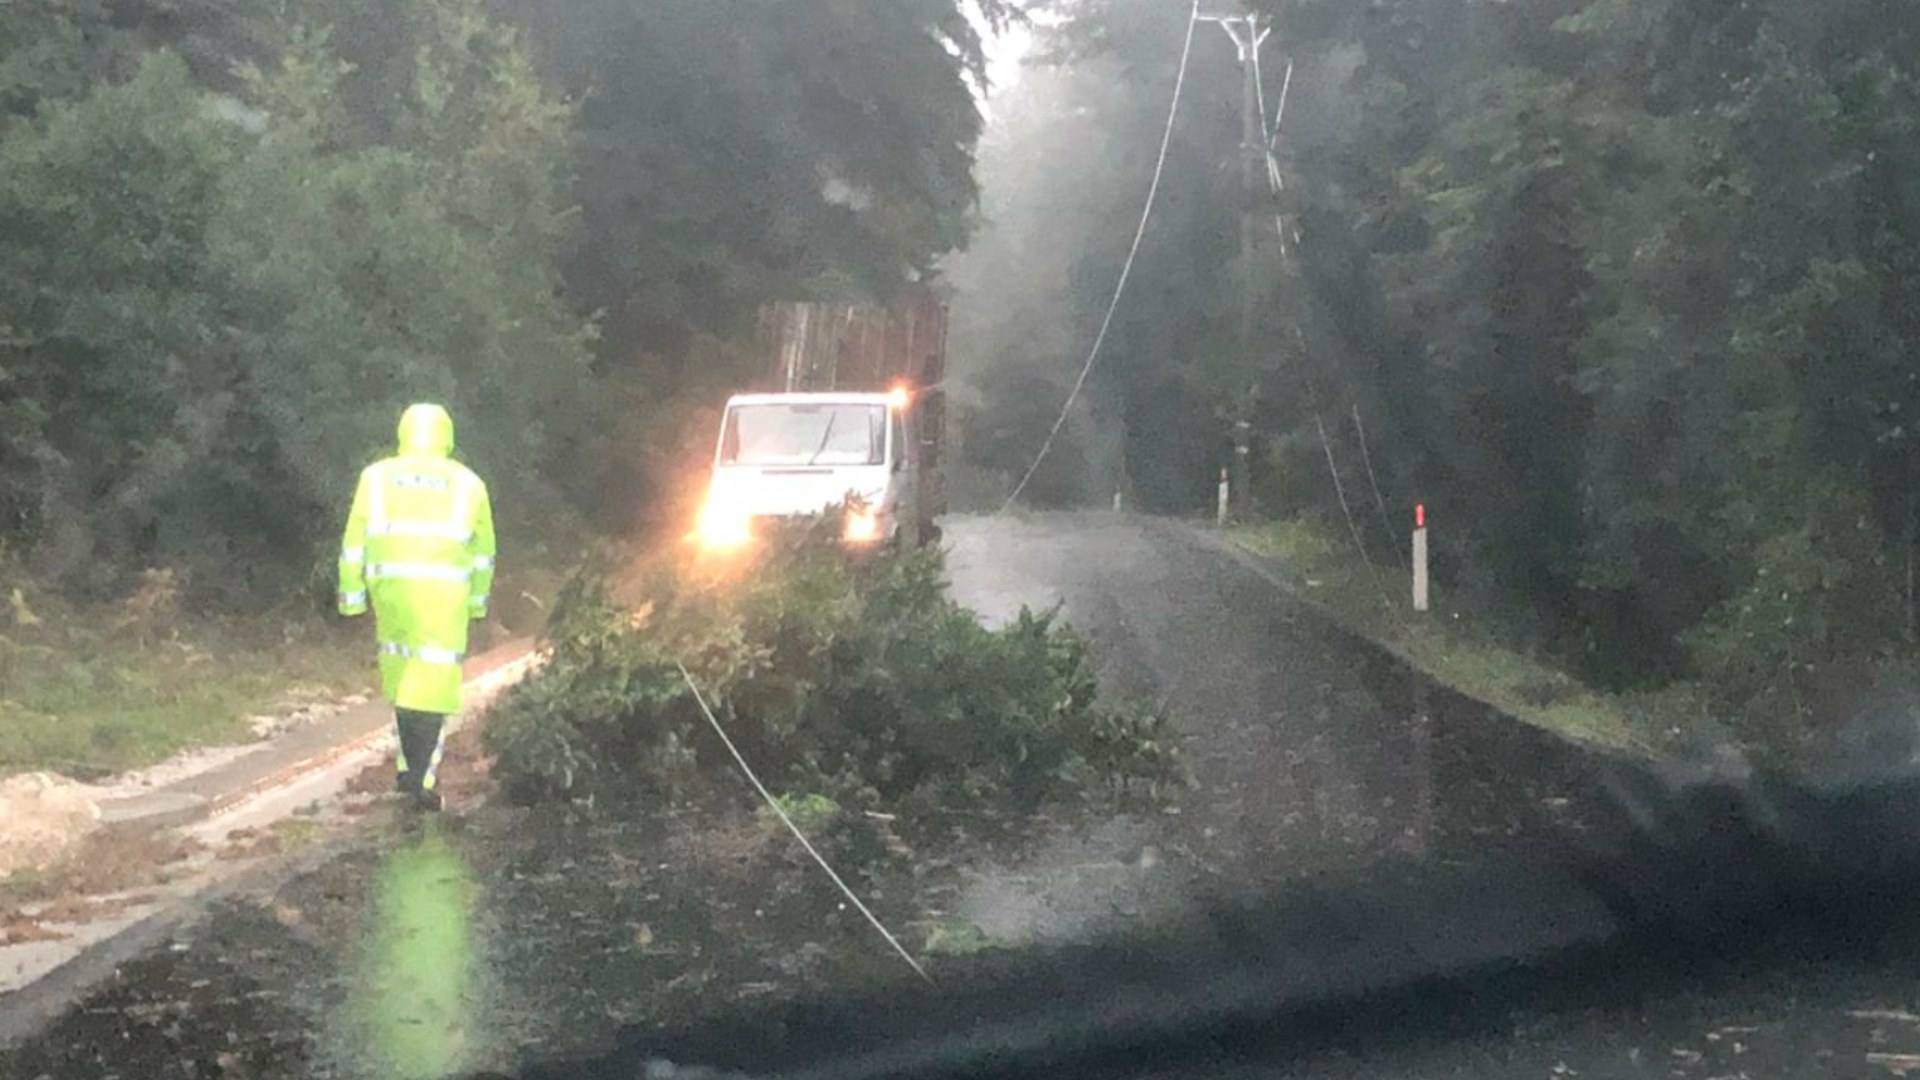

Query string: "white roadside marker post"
[[1409, 503, 1434, 850], [1217, 467, 1231, 527], [1412, 502, 1430, 613]]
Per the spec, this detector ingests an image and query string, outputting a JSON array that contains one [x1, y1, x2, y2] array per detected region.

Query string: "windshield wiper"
[[805, 413, 840, 466]]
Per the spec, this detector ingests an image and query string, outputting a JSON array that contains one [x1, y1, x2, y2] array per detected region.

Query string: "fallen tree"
[[485, 522, 1184, 819]]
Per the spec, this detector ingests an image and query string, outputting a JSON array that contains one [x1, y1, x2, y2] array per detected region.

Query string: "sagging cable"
[[998, 0, 1203, 513], [674, 662, 933, 984]]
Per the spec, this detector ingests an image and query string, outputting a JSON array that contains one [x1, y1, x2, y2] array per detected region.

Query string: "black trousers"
[[395, 709, 447, 794]]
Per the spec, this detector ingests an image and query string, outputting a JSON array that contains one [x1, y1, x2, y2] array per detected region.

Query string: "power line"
[[1207, 11, 1269, 517], [1271, 57, 1294, 147], [998, 0, 1202, 514], [1249, 41, 1295, 255], [1253, 60, 1404, 622], [1251, 34, 1270, 141], [1353, 403, 1408, 573], [675, 662, 933, 983]]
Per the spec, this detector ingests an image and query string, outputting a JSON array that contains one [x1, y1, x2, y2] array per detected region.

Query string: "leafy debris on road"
[[486, 526, 1185, 819]]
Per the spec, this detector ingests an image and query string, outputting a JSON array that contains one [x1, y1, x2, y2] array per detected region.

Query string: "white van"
[[695, 389, 934, 550]]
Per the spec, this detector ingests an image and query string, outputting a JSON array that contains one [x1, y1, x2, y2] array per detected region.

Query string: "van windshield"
[[721, 403, 886, 466]]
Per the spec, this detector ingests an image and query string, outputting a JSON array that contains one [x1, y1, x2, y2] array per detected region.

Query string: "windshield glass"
[[721, 403, 886, 467], [12, 0, 1920, 1078]]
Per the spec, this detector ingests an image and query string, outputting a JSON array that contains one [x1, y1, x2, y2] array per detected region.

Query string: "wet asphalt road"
[[11, 512, 1920, 1079], [944, 511, 1559, 891], [947, 513, 1467, 890], [923, 515, 1920, 1080]]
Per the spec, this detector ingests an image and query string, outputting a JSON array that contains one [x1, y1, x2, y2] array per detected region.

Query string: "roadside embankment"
[[1222, 518, 1716, 758]]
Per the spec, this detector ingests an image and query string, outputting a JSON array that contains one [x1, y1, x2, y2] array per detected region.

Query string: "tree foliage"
[[946, 1, 1244, 511], [1262, 0, 1920, 731], [485, 524, 1184, 814], [0, 0, 1006, 599], [0, 1, 588, 602], [492, 0, 1008, 356], [468, 0, 1017, 533], [961, 0, 1920, 741]]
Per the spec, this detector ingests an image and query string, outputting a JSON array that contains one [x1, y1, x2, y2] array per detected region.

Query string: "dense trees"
[[0, 0, 587, 602], [0, 0, 1001, 604], [946, 1, 1244, 510], [17, 0, 1911, 743], [1267, 0, 1920, 729], [496, 0, 1011, 354], [960, 0, 1920, 739], [489, 0, 1016, 530]]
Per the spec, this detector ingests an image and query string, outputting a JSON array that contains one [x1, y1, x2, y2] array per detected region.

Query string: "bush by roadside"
[[484, 521, 1185, 819]]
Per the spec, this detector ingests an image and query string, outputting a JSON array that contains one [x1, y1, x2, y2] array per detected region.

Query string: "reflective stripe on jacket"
[[339, 404, 496, 714]]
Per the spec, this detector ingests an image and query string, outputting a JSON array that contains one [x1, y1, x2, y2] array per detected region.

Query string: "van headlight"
[[697, 500, 752, 549], [843, 509, 882, 544]]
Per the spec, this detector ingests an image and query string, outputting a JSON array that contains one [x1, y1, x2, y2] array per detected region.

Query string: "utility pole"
[[1200, 10, 1270, 522]]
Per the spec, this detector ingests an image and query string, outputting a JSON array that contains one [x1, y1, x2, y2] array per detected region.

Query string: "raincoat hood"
[[396, 403, 456, 458]]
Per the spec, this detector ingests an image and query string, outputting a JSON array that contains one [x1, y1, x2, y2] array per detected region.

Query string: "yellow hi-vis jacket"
[[338, 404, 496, 715]]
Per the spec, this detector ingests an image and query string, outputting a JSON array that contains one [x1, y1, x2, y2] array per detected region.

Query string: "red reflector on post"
[[1415, 503, 1427, 529]]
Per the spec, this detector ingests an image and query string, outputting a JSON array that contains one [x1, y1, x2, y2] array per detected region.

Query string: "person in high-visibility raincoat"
[[339, 404, 495, 810]]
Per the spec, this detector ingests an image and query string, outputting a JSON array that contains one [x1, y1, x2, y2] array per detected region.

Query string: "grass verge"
[[1229, 518, 1704, 756], [0, 550, 571, 780], [0, 615, 370, 780]]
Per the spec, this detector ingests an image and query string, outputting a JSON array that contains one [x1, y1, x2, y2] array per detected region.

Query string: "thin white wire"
[[1270, 59, 1294, 148], [1250, 38, 1287, 256], [1251, 46, 1382, 604], [1252, 45, 1297, 256], [998, 0, 1202, 514], [674, 662, 933, 984], [1252, 32, 1269, 137], [1273, 62, 1296, 251], [1255, 53, 1390, 619]]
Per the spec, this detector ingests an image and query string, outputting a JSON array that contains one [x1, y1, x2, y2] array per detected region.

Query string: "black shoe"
[[412, 790, 443, 813]]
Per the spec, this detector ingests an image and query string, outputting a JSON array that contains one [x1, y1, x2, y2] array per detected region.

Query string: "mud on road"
[[5, 513, 1913, 1080]]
